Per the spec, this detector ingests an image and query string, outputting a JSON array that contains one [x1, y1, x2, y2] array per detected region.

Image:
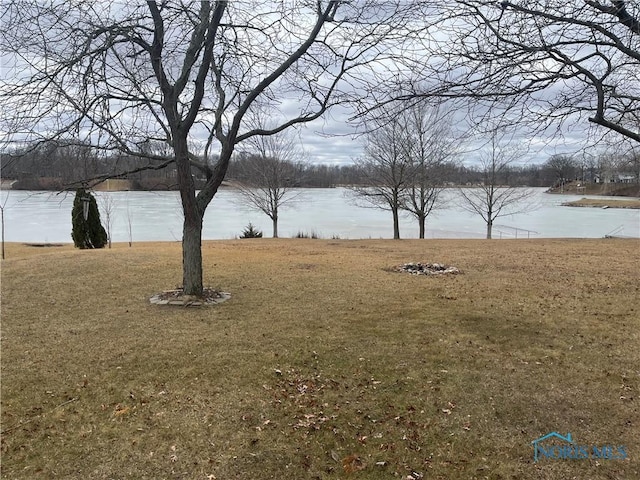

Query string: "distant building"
[[594, 173, 636, 184], [0, 179, 17, 190], [616, 174, 636, 184]]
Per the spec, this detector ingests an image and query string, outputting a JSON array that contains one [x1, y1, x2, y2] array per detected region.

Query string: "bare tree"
[[97, 193, 116, 249], [394, 2, 640, 145], [578, 152, 599, 183], [619, 148, 640, 184], [350, 116, 412, 239], [545, 155, 577, 192], [595, 150, 618, 191], [0, 189, 9, 260], [458, 129, 534, 239], [234, 129, 305, 238], [1, 1, 423, 296], [125, 198, 133, 248], [596, 147, 640, 190], [400, 103, 459, 238]]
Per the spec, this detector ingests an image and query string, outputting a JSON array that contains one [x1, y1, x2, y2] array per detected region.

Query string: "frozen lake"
[[1, 187, 638, 243]]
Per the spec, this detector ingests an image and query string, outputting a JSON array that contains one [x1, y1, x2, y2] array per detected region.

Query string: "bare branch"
[[586, 1, 640, 34], [394, 1, 640, 145]]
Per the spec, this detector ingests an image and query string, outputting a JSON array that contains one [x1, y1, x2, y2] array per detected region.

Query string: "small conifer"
[[239, 222, 263, 238], [71, 188, 107, 249]]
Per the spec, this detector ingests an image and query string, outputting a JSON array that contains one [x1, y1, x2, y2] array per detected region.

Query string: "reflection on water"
[[2, 188, 639, 242]]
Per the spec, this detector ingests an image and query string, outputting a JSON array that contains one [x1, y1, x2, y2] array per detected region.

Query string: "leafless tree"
[[578, 151, 598, 183], [595, 150, 618, 190], [234, 129, 305, 238], [394, 2, 640, 145], [350, 116, 412, 239], [400, 103, 459, 238], [458, 129, 534, 239], [626, 151, 640, 184], [1, 1, 423, 296], [125, 199, 133, 248], [592, 145, 640, 183], [545, 155, 577, 192], [0, 189, 9, 260], [97, 193, 116, 249]]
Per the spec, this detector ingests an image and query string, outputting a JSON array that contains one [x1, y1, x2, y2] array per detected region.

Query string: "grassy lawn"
[[1, 239, 639, 479]]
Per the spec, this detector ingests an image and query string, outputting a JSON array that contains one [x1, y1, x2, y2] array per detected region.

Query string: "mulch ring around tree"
[[149, 287, 231, 307], [393, 262, 462, 276]]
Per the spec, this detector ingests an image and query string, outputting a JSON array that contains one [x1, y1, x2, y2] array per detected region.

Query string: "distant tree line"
[[0, 141, 179, 190], [1, 139, 638, 191]]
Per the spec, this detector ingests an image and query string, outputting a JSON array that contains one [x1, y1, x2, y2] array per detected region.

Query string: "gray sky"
[[296, 103, 592, 167], [2, 1, 627, 168]]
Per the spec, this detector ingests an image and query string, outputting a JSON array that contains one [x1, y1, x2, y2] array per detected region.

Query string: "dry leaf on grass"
[[342, 454, 366, 473], [114, 405, 130, 416]]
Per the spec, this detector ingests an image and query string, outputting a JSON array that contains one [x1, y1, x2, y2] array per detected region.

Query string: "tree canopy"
[[395, 1, 640, 144]]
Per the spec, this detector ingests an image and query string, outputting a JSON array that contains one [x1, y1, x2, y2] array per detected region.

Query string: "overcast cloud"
[[294, 101, 592, 167]]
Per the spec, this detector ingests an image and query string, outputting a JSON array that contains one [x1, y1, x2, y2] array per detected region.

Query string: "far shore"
[[2, 178, 640, 197], [562, 198, 640, 209], [546, 180, 639, 197]]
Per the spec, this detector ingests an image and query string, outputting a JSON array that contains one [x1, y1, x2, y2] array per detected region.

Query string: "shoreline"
[[4, 236, 639, 257], [561, 198, 640, 209]]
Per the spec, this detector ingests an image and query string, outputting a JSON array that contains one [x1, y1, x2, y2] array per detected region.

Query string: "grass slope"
[[1, 239, 639, 479]]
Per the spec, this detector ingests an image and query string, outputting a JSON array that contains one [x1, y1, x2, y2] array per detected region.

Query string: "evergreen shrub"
[[71, 188, 107, 249], [239, 223, 263, 238]]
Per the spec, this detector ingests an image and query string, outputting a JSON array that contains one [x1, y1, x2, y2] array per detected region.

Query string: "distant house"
[[0, 179, 17, 190], [616, 174, 636, 184], [594, 173, 637, 184]]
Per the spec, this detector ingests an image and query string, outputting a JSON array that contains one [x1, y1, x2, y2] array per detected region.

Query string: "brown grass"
[[1, 239, 639, 479], [562, 198, 640, 209]]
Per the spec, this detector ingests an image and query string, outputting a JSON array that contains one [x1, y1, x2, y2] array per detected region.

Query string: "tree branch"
[[586, 1, 640, 34]]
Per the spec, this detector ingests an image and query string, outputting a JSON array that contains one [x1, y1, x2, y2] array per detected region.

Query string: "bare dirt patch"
[[149, 287, 231, 306], [394, 262, 461, 275]]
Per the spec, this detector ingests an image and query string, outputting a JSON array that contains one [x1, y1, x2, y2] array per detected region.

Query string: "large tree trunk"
[[486, 200, 494, 239], [418, 214, 426, 239], [272, 206, 279, 238], [392, 207, 400, 240], [175, 136, 204, 296], [182, 217, 203, 296]]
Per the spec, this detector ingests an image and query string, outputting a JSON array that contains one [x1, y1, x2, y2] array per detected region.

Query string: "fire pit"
[[394, 262, 461, 275]]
